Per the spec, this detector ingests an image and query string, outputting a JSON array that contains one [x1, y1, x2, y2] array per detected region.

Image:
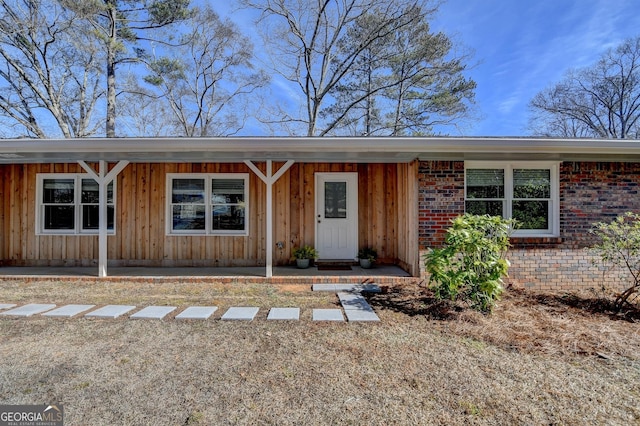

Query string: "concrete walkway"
[[0, 284, 381, 322]]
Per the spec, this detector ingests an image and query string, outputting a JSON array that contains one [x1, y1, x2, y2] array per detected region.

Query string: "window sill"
[[510, 236, 563, 247], [168, 232, 248, 237], [37, 232, 116, 236]]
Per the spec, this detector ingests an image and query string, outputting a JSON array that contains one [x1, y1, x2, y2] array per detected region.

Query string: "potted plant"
[[357, 247, 377, 269], [292, 245, 318, 269]]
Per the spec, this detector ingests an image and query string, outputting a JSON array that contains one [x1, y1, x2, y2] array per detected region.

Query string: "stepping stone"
[[312, 284, 337, 292], [221, 307, 259, 321], [175, 306, 218, 320], [43, 304, 96, 318], [337, 292, 373, 311], [312, 309, 344, 321], [334, 284, 363, 292], [0, 303, 56, 317], [344, 309, 380, 322], [85, 305, 136, 319], [0, 304, 17, 310], [313, 283, 381, 293], [340, 283, 381, 293], [267, 307, 300, 320], [359, 283, 381, 293], [130, 306, 176, 319]]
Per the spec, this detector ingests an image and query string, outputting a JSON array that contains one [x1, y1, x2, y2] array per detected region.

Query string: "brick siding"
[[418, 161, 465, 247], [418, 160, 640, 292], [560, 161, 640, 248]]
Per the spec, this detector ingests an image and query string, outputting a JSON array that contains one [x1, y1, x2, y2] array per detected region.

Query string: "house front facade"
[[1, 137, 639, 291]]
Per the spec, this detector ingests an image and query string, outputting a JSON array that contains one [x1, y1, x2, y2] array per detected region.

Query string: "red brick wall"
[[418, 161, 465, 248], [418, 160, 640, 292], [560, 161, 640, 248]]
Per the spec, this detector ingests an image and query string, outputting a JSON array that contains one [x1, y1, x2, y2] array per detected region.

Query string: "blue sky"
[[217, 0, 640, 137], [432, 0, 640, 136]]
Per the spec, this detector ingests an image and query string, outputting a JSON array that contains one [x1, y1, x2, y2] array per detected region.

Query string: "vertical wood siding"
[[0, 161, 419, 273]]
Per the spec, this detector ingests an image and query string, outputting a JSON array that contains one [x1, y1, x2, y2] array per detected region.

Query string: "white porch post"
[[244, 160, 295, 278], [98, 162, 108, 277], [79, 160, 129, 278], [265, 161, 273, 277]]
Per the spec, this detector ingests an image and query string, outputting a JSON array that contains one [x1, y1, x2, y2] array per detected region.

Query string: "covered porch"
[[0, 264, 414, 286], [0, 137, 424, 280]]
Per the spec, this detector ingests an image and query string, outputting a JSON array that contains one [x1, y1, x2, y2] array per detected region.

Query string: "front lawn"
[[0, 280, 637, 425]]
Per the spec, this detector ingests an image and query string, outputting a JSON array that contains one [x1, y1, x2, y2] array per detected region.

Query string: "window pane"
[[82, 205, 114, 230], [172, 205, 205, 230], [513, 200, 549, 230], [212, 178, 245, 203], [212, 206, 245, 231], [172, 179, 205, 203], [465, 200, 503, 217], [44, 206, 75, 230], [513, 169, 550, 199], [466, 169, 504, 198], [81, 179, 114, 203], [43, 179, 74, 203], [324, 182, 347, 218]]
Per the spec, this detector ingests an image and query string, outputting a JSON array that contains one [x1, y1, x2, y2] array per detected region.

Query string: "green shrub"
[[357, 247, 378, 262], [292, 245, 318, 260], [424, 214, 515, 313], [589, 212, 640, 311]]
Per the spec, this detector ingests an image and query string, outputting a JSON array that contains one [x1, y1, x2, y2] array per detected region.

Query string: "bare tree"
[[118, 74, 175, 136], [141, 6, 269, 136], [529, 37, 640, 139], [0, 0, 104, 138], [528, 110, 596, 138], [61, 0, 192, 137], [245, 0, 455, 136]]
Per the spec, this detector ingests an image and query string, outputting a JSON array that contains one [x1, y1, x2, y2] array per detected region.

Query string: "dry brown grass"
[[366, 282, 640, 360], [0, 280, 337, 312], [0, 280, 639, 425]]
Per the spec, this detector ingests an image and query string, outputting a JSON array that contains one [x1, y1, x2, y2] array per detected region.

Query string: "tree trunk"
[[365, 56, 373, 136], [105, 4, 117, 138]]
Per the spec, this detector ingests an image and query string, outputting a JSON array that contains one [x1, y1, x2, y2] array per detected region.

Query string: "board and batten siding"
[[0, 161, 419, 275]]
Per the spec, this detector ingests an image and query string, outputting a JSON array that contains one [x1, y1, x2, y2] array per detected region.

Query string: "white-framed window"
[[167, 173, 249, 235], [36, 174, 115, 235], [464, 162, 559, 236]]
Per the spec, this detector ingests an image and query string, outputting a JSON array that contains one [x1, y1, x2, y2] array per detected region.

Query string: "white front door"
[[315, 173, 358, 260]]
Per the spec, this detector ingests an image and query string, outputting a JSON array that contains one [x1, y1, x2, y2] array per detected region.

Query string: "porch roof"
[[2, 136, 640, 164]]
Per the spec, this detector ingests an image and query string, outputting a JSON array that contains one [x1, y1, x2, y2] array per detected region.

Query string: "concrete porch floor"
[[0, 264, 417, 285]]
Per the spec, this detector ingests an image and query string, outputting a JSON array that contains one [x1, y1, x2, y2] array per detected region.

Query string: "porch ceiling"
[[2, 136, 640, 164]]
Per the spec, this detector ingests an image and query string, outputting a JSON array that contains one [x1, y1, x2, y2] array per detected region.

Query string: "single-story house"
[[1, 137, 639, 291]]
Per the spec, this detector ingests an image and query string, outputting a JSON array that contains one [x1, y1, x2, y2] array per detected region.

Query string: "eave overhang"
[[1, 136, 640, 164]]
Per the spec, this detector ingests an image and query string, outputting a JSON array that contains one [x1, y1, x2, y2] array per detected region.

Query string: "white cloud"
[[434, 0, 640, 135], [496, 94, 521, 115]]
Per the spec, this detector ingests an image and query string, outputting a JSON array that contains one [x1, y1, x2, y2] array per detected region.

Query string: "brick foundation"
[[506, 248, 630, 292], [419, 249, 630, 293]]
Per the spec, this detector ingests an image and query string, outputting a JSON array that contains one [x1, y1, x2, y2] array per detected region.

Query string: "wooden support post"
[[78, 160, 129, 278], [244, 160, 295, 278], [265, 161, 273, 278]]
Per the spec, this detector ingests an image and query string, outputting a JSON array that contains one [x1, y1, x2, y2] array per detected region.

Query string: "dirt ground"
[[0, 280, 638, 425]]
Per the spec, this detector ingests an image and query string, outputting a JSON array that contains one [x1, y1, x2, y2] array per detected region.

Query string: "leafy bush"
[[424, 214, 515, 313], [589, 212, 640, 311], [292, 245, 318, 260], [357, 247, 378, 262]]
